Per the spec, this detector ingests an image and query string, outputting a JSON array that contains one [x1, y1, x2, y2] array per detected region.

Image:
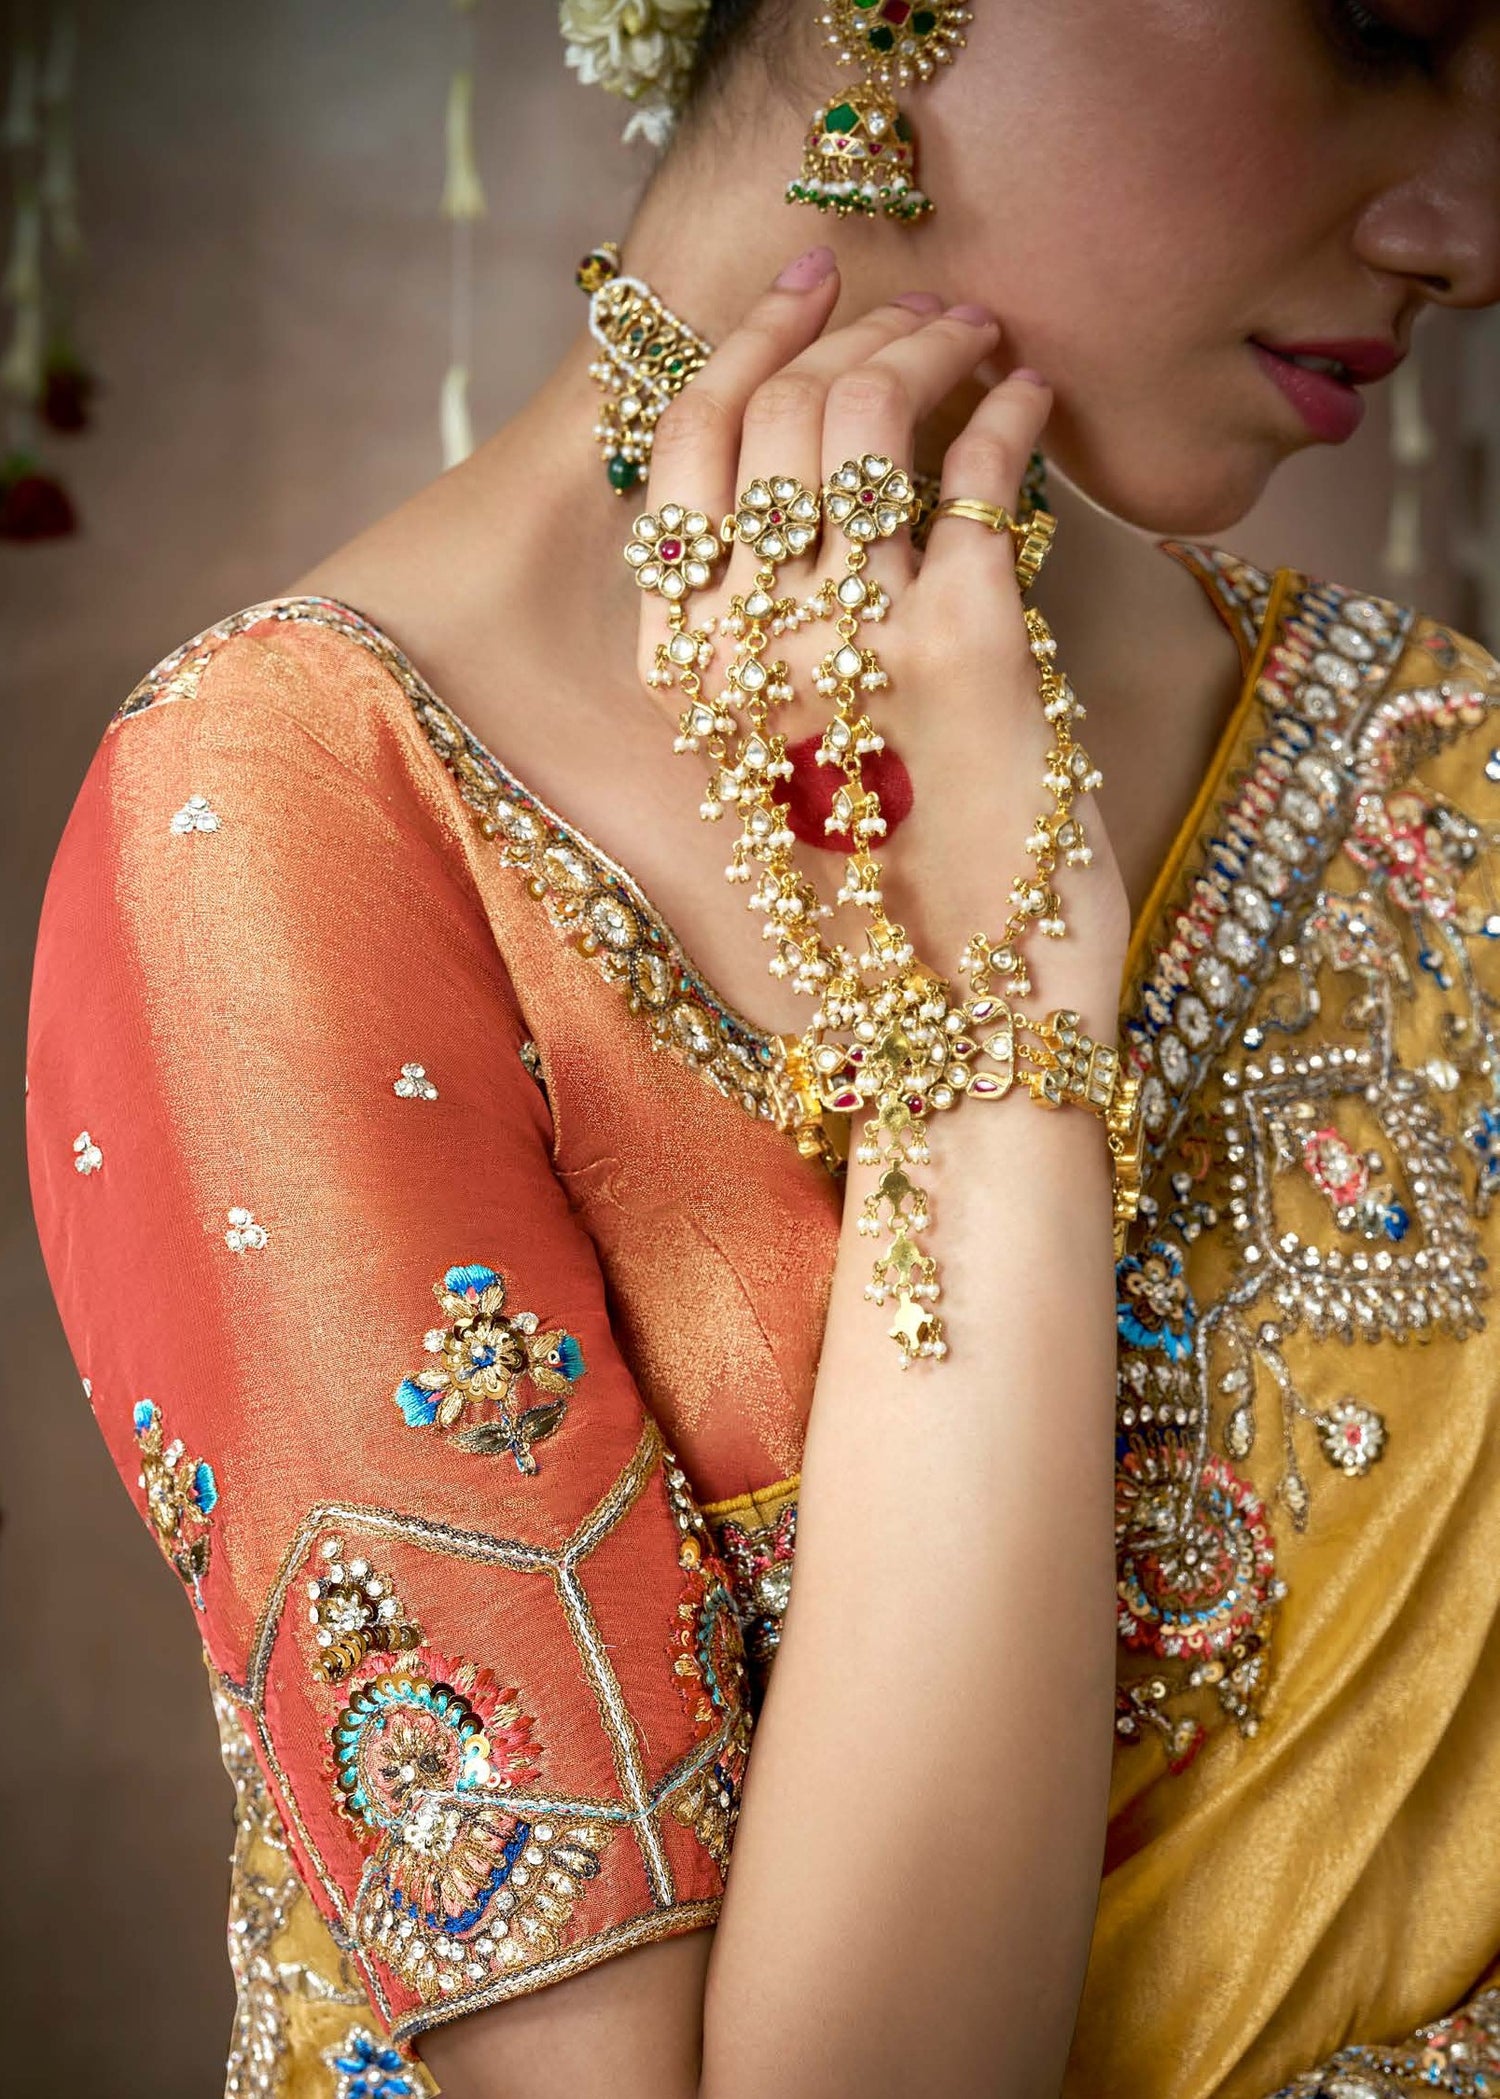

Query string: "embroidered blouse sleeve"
[[25, 631, 746, 2046]]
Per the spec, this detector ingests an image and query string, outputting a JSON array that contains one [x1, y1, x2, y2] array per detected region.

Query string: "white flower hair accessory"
[[560, 0, 711, 148]]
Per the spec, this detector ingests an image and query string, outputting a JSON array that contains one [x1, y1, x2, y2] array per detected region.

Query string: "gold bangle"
[[1019, 1009, 1145, 1257]]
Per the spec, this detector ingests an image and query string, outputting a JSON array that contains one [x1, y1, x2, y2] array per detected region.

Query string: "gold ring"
[[930, 497, 1017, 535]]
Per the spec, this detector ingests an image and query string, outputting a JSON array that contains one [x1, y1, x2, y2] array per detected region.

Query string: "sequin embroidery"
[[325, 2027, 421, 2099], [393, 1064, 438, 1101], [171, 793, 220, 834], [72, 1129, 102, 1174], [331, 1645, 609, 2005], [308, 1534, 422, 1683], [394, 1262, 586, 1472], [225, 1206, 269, 1252], [133, 1397, 219, 1607], [1268, 1986, 1500, 2097]]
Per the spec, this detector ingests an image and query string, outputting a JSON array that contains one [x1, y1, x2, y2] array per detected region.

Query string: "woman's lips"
[[1251, 343, 1364, 443]]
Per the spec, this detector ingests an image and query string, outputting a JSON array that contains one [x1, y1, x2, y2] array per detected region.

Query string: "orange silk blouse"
[[25, 546, 1500, 2097]]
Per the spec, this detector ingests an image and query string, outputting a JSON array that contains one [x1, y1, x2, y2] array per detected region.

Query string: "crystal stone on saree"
[[25, 547, 1500, 2096]]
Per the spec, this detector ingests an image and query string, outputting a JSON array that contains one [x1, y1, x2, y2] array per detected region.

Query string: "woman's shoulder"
[[110, 594, 453, 784]]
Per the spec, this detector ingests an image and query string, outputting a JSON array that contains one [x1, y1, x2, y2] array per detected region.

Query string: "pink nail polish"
[[892, 291, 944, 312], [775, 245, 837, 290], [1010, 368, 1049, 387], [945, 303, 1000, 327]]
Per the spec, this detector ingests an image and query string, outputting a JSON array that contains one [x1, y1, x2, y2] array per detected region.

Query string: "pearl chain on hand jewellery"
[[624, 456, 1144, 1368]]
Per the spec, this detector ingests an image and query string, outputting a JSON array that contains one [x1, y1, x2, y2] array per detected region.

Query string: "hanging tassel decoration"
[[438, 7, 485, 470]]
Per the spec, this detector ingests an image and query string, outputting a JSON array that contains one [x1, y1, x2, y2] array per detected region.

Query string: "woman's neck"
[[300, 232, 1249, 937]]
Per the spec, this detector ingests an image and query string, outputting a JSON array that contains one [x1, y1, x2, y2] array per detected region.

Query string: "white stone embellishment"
[[224, 1207, 268, 1252], [73, 1130, 103, 1174], [394, 1062, 439, 1101], [170, 794, 220, 835]]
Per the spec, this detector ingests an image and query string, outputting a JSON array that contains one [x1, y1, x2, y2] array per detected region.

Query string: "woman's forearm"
[[705, 1101, 1119, 2099]]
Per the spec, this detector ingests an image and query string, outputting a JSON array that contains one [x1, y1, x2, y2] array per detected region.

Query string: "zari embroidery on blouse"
[[393, 1259, 587, 1473], [116, 598, 796, 1130], [212, 1678, 430, 2099], [664, 1451, 751, 1863], [703, 1474, 800, 1691], [207, 1417, 733, 2043], [133, 1396, 219, 1609]]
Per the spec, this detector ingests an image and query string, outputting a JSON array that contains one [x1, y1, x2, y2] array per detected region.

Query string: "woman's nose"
[[1355, 122, 1500, 312]]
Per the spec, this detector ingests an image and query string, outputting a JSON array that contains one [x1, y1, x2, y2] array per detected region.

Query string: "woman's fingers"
[[919, 368, 1052, 605], [818, 306, 1003, 591], [726, 294, 943, 593], [634, 249, 842, 683], [644, 248, 842, 532]]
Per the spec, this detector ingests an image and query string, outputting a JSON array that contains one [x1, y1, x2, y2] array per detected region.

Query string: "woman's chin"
[[1050, 430, 1287, 542]]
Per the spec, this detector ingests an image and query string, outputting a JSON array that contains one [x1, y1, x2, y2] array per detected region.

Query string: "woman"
[[25, 1, 1500, 2094]]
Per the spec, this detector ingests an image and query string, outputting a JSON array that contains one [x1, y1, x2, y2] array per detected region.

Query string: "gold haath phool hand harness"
[[590, 254, 1142, 1367]]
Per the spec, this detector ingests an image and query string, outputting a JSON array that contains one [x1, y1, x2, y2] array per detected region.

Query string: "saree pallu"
[[26, 548, 1500, 2096]]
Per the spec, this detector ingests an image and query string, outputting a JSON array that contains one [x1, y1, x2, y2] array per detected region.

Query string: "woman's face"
[[914, 0, 1500, 533]]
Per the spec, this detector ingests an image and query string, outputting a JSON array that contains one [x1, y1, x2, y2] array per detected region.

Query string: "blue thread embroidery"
[[395, 1262, 586, 1472], [1115, 1240, 1197, 1363], [132, 1398, 219, 1606]]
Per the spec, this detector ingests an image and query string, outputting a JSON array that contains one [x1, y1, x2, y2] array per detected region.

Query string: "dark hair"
[[685, 0, 790, 110]]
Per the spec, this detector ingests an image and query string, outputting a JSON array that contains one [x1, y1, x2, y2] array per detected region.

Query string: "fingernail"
[[892, 291, 944, 312], [1010, 368, 1049, 387], [945, 303, 999, 326], [775, 245, 837, 290]]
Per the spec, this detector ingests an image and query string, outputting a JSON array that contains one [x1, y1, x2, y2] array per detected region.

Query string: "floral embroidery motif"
[[1116, 1240, 1196, 1362], [325, 2027, 421, 2099], [331, 1646, 607, 2004], [668, 1539, 749, 1867], [715, 1499, 798, 1677], [1114, 1438, 1282, 1769], [395, 1262, 585, 1472], [133, 1398, 218, 1607], [170, 793, 220, 834], [225, 1206, 268, 1252], [1113, 578, 1498, 1770], [1296, 1118, 1410, 1242], [72, 1129, 102, 1174], [1269, 1986, 1500, 2097], [307, 1534, 422, 1683], [1314, 1399, 1386, 1476], [393, 1063, 438, 1101]]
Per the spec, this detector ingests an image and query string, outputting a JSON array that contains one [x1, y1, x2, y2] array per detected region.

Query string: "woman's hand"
[[637, 249, 1130, 1035]]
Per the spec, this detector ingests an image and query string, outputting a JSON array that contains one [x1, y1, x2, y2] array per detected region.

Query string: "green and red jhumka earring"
[[787, 0, 972, 223]]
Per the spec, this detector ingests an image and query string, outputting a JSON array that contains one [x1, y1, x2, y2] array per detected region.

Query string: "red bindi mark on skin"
[[781, 734, 914, 852]]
